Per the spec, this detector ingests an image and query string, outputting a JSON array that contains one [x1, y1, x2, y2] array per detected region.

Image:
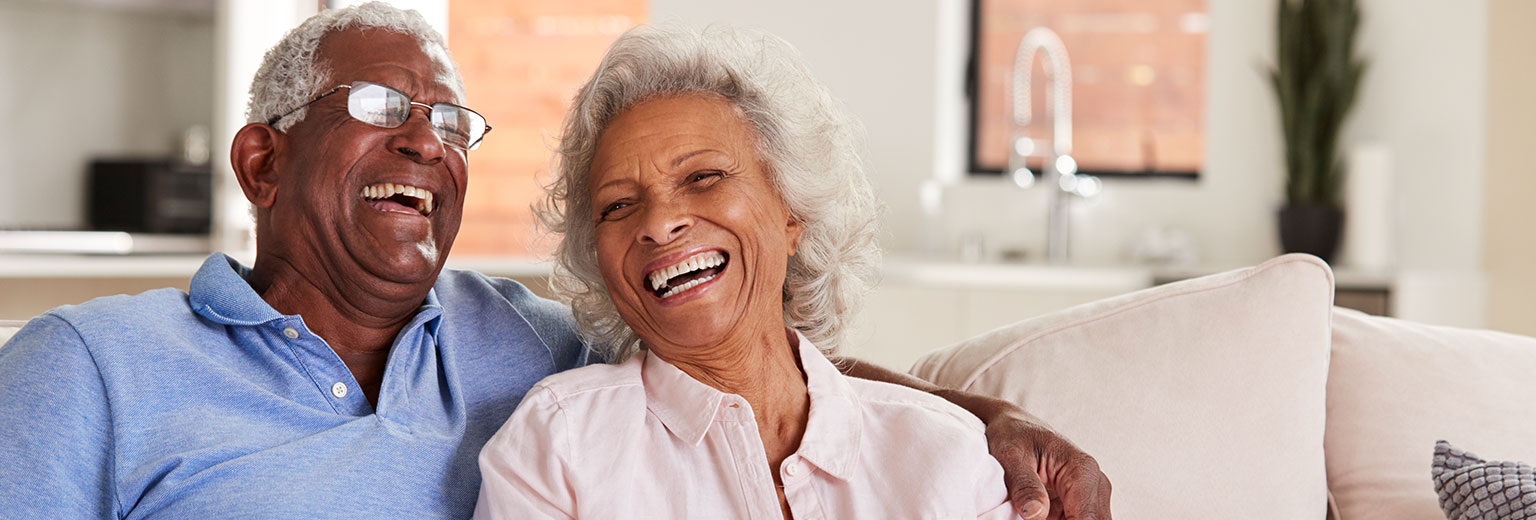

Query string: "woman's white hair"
[[245, 1, 464, 131], [540, 24, 881, 363]]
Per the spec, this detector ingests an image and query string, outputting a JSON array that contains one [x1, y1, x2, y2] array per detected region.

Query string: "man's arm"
[[834, 357, 1112, 520], [0, 315, 119, 517]]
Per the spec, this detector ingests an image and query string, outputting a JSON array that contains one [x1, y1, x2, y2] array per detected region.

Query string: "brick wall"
[[448, 0, 644, 255]]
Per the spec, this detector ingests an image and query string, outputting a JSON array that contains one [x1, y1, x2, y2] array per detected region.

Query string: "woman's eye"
[[688, 171, 723, 184], [598, 201, 632, 222]]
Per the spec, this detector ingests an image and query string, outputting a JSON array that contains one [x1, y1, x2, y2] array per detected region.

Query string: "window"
[[969, 0, 1207, 179], [447, 0, 645, 255]]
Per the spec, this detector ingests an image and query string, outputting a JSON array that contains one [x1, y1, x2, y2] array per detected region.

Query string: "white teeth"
[[660, 273, 717, 299], [646, 250, 726, 293], [360, 182, 435, 215]]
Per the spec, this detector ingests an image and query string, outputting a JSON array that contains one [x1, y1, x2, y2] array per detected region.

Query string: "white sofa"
[[911, 254, 1536, 520], [0, 321, 23, 344], [5, 256, 1532, 519]]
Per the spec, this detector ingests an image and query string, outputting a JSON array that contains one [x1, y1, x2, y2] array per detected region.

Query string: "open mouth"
[[646, 250, 729, 299], [361, 182, 435, 217]]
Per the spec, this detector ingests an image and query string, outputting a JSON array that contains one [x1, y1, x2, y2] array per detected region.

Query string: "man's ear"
[[230, 123, 283, 208]]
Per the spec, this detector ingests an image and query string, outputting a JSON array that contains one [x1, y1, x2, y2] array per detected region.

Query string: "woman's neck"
[[659, 327, 809, 422], [652, 327, 811, 519]]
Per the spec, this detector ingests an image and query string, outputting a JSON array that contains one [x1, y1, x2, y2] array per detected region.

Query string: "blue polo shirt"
[[0, 254, 591, 518]]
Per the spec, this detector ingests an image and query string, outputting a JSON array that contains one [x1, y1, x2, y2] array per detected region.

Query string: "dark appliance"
[[87, 159, 212, 234]]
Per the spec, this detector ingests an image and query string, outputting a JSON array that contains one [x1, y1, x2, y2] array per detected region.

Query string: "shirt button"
[[331, 382, 348, 398], [282, 327, 299, 339], [785, 461, 802, 477]]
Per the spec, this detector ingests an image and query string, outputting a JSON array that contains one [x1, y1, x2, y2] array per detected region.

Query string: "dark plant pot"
[[1279, 205, 1344, 263]]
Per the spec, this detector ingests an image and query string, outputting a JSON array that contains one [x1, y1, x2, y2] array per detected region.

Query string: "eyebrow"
[[672, 149, 721, 168], [594, 177, 634, 193], [592, 148, 726, 192]]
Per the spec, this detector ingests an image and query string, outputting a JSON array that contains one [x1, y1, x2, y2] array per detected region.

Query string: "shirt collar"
[[791, 331, 863, 482], [642, 349, 726, 446], [189, 253, 285, 326], [188, 253, 445, 341], [639, 330, 864, 481], [415, 286, 444, 341]]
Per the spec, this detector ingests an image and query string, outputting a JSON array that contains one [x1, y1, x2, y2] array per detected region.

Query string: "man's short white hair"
[[245, 1, 465, 132]]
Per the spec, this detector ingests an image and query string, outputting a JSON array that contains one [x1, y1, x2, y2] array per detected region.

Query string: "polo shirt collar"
[[188, 253, 445, 340], [415, 285, 445, 341], [640, 330, 863, 481], [189, 253, 284, 326]]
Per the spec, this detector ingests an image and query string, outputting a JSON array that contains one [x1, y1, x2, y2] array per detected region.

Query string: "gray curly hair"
[[539, 24, 882, 363], [245, 1, 464, 132]]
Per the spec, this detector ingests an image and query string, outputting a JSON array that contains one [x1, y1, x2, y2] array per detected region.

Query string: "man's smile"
[[361, 182, 436, 217]]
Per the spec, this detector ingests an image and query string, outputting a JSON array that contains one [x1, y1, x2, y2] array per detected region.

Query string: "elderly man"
[[0, 3, 1107, 519]]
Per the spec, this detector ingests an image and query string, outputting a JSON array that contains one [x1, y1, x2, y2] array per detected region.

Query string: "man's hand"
[[832, 358, 1111, 519], [977, 402, 1112, 520]]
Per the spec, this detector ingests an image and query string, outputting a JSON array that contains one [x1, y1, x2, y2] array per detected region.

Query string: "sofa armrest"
[[911, 254, 1335, 520], [0, 319, 29, 347]]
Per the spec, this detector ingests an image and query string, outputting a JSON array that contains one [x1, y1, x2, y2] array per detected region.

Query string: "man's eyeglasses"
[[267, 81, 492, 151]]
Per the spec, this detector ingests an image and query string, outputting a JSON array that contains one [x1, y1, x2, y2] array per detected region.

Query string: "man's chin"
[[362, 242, 447, 286]]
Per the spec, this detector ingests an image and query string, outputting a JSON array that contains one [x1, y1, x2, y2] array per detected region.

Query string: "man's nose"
[[387, 104, 446, 164], [638, 198, 693, 246]]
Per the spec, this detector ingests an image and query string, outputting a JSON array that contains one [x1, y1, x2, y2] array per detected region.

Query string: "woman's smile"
[[644, 249, 730, 303]]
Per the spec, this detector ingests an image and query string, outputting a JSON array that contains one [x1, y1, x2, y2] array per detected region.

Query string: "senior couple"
[[0, 3, 1109, 519]]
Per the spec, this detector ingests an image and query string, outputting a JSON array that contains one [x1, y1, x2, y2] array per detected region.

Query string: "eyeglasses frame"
[[265, 81, 492, 151]]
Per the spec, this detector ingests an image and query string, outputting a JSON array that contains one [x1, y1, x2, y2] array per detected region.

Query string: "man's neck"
[[248, 254, 434, 406]]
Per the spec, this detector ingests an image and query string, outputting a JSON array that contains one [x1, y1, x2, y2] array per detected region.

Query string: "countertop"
[[0, 252, 1394, 291]]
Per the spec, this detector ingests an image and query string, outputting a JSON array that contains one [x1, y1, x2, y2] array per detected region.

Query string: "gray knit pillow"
[[1433, 440, 1536, 519]]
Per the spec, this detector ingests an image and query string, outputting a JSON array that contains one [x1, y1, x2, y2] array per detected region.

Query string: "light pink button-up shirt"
[[475, 333, 1018, 519]]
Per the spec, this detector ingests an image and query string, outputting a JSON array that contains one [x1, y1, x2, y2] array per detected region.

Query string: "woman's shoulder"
[[487, 356, 649, 452], [527, 355, 646, 403], [843, 377, 987, 435]]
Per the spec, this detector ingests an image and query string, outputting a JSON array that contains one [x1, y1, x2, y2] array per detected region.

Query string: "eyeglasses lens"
[[431, 107, 487, 150], [345, 81, 487, 150], [347, 83, 408, 127]]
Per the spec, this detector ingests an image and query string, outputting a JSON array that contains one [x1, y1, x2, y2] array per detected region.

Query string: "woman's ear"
[[230, 123, 283, 208], [786, 218, 805, 257]]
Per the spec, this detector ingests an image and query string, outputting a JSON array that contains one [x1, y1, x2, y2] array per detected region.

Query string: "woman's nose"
[[638, 200, 692, 245]]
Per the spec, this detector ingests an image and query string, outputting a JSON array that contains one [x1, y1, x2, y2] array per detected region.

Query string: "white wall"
[[650, 0, 951, 257], [210, 0, 318, 253], [653, 0, 1492, 326], [0, 2, 214, 229]]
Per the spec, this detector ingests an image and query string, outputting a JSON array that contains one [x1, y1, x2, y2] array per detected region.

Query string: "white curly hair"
[[245, 1, 464, 132], [539, 24, 882, 363]]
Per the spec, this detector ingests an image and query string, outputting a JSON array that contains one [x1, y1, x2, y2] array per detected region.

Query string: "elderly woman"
[[475, 25, 1019, 518]]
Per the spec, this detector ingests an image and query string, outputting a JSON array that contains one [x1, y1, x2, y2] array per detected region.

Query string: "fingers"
[[992, 441, 1050, 519], [1058, 455, 1112, 520]]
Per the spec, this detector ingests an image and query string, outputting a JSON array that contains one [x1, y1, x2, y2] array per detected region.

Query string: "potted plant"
[[1268, 0, 1366, 263]]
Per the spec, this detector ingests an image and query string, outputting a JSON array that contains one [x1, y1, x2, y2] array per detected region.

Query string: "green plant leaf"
[[1267, 0, 1366, 208]]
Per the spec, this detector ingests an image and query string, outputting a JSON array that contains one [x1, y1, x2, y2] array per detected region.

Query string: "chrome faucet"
[[1009, 27, 1096, 264]]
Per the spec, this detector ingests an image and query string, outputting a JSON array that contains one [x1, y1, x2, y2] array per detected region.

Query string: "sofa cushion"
[[1327, 308, 1536, 520], [910, 254, 1334, 520], [1431, 440, 1536, 519], [0, 320, 25, 348]]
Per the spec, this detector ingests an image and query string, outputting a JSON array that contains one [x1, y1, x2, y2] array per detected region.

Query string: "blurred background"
[[1, 0, 1530, 369]]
